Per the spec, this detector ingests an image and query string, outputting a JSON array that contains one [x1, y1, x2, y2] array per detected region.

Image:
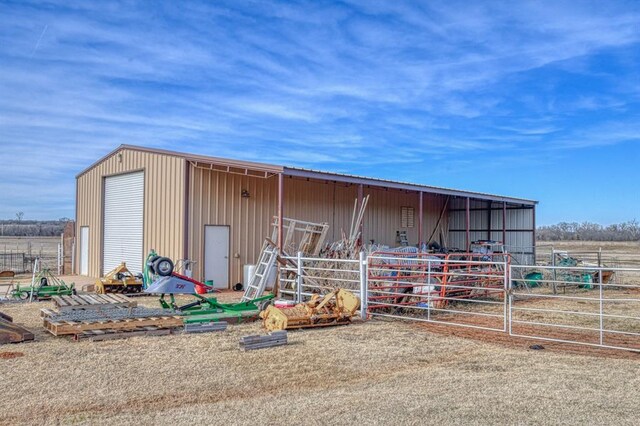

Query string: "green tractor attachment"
[[159, 293, 274, 324], [11, 268, 75, 301]]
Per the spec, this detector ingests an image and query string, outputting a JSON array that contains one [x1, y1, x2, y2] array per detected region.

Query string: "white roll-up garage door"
[[103, 171, 144, 274]]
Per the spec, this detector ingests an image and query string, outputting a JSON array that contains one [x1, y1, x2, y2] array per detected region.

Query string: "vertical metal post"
[[278, 173, 284, 254], [57, 243, 62, 275], [503, 260, 509, 332], [508, 263, 513, 335], [357, 184, 364, 244], [359, 251, 367, 319], [551, 247, 557, 294], [502, 202, 507, 246], [71, 240, 75, 275], [418, 191, 423, 248], [427, 258, 432, 322], [465, 197, 471, 252], [296, 251, 303, 303], [597, 247, 602, 268], [599, 265, 604, 345], [29, 258, 38, 303], [532, 206, 537, 263]]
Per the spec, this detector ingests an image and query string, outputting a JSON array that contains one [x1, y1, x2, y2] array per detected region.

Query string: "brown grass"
[[1, 295, 639, 425]]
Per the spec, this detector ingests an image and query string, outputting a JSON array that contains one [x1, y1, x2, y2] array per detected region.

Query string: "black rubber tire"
[[232, 282, 243, 291], [153, 257, 174, 277], [18, 291, 30, 300], [40, 277, 48, 287], [147, 255, 160, 274]]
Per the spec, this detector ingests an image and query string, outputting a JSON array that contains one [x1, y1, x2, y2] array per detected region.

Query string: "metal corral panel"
[[76, 148, 185, 277], [103, 171, 144, 274]]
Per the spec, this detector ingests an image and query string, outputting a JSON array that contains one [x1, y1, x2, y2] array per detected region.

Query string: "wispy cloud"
[[0, 1, 639, 221]]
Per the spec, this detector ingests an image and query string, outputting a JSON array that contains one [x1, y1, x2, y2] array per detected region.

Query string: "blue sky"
[[0, 1, 639, 224]]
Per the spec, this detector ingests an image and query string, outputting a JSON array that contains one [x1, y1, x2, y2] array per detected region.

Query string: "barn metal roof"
[[77, 144, 537, 206]]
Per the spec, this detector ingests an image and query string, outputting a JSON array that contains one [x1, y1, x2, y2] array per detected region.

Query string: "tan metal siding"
[[188, 166, 278, 286], [75, 148, 185, 277]]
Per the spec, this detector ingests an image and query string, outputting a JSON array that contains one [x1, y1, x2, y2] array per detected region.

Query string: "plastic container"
[[274, 300, 296, 308]]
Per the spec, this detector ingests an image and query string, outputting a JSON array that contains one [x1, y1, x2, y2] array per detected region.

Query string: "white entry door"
[[79, 226, 89, 276], [204, 225, 229, 289], [103, 171, 144, 274]]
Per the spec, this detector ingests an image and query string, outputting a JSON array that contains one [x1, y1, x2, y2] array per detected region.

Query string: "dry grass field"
[[1, 241, 640, 424], [1, 292, 639, 425]]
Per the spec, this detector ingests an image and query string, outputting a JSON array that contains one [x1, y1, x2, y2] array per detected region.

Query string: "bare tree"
[[15, 211, 24, 222]]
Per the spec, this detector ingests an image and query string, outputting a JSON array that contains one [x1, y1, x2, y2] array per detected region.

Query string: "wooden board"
[[0, 318, 35, 344], [74, 327, 173, 342], [43, 315, 184, 336], [52, 294, 137, 311]]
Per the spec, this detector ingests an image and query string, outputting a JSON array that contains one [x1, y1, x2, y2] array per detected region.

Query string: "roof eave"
[[283, 167, 537, 206]]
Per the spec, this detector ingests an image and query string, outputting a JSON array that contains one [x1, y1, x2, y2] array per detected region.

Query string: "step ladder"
[[241, 242, 279, 301]]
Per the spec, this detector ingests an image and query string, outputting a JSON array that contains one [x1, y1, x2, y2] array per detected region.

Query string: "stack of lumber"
[[0, 311, 34, 344], [239, 331, 287, 351], [48, 294, 136, 313]]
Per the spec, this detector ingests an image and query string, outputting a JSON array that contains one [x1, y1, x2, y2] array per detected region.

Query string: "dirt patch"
[[0, 351, 24, 359], [413, 319, 640, 360]]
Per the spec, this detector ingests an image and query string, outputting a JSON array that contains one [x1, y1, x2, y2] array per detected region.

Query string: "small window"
[[401, 206, 414, 228]]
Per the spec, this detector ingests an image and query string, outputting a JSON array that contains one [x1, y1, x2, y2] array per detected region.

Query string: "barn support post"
[[532, 205, 537, 263], [502, 202, 507, 246], [418, 191, 423, 248], [486, 201, 492, 241], [465, 197, 471, 252], [278, 173, 284, 254], [357, 184, 364, 243]]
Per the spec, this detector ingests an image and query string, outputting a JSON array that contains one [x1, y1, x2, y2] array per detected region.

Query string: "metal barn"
[[75, 145, 537, 288]]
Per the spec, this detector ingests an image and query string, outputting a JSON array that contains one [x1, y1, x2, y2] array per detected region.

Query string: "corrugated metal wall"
[[188, 166, 278, 286], [75, 148, 185, 277], [448, 198, 535, 264], [363, 187, 448, 247], [189, 173, 454, 286]]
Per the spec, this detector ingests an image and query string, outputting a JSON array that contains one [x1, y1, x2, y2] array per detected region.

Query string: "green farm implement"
[[145, 254, 273, 324], [159, 293, 274, 324], [11, 268, 75, 301]]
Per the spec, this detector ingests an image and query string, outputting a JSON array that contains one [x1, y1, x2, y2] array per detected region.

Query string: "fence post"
[[599, 265, 604, 346], [29, 258, 38, 303], [57, 243, 62, 275], [359, 251, 367, 320], [427, 258, 432, 322], [296, 251, 303, 303], [508, 263, 513, 335], [503, 260, 509, 332]]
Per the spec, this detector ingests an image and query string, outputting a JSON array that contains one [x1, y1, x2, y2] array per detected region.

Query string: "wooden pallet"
[[43, 315, 184, 336], [51, 294, 137, 311], [0, 314, 35, 344]]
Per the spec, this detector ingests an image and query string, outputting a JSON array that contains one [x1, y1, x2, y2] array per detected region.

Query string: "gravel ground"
[[1, 294, 639, 425]]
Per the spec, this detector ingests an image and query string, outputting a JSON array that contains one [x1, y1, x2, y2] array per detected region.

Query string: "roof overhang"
[[283, 167, 537, 206]]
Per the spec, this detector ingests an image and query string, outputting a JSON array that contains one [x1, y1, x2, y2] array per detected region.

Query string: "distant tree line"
[[537, 221, 640, 242], [0, 218, 71, 237]]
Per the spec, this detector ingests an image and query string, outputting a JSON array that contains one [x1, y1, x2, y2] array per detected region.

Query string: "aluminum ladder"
[[241, 242, 278, 301]]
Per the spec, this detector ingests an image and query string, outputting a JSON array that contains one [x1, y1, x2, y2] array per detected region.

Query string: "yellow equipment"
[[260, 289, 360, 331], [96, 263, 143, 294]]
